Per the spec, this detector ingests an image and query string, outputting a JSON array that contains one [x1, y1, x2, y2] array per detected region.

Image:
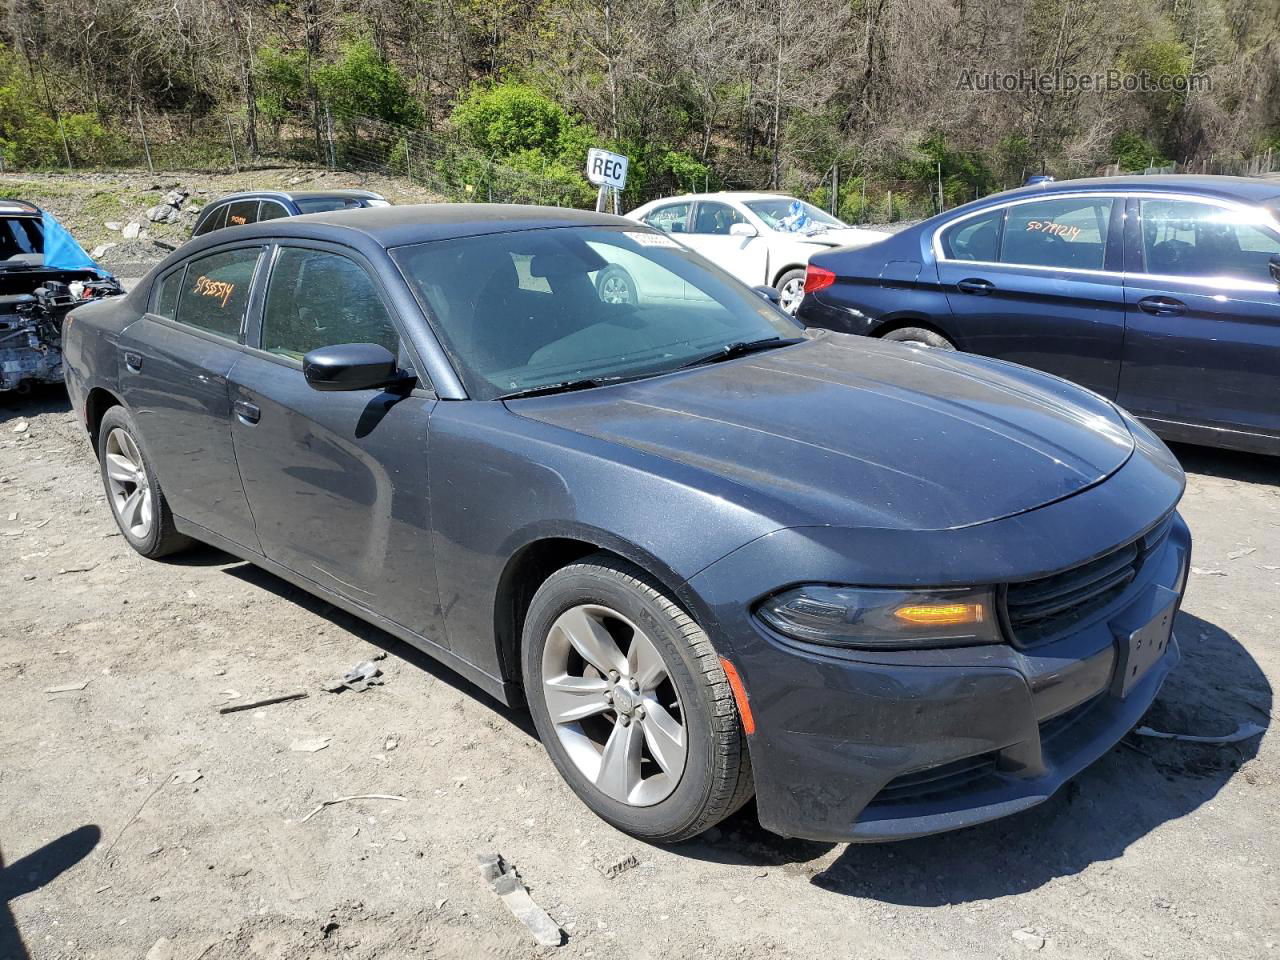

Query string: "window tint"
[[151, 266, 184, 318], [194, 204, 229, 237], [940, 209, 1002, 261], [261, 248, 400, 359], [225, 200, 259, 228], [0, 216, 42, 258], [691, 202, 748, 235], [174, 247, 261, 340], [643, 203, 690, 234], [293, 197, 363, 214], [258, 201, 289, 222], [1140, 198, 1280, 282], [1001, 197, 1113, 270]]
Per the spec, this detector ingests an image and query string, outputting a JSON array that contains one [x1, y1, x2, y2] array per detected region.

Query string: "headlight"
[[756, 585, 1002, 650]]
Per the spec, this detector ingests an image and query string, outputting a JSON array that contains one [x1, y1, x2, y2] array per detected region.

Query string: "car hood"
[[507, 334, 1136, 532], [799, 227, 892, 248]]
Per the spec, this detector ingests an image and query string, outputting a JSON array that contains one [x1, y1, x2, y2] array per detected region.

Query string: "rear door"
[[680, 201, 769, 285], [1118, 194, 1280, 443], [226, 242, 445, 641], [935, 194, 1126, 397], [117, 245, 264, 550]]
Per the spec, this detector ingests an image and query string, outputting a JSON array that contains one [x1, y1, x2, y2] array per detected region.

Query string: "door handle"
[[956, 278, 995, 295], [233, 399, 261, 424], [123, 351, 143, 372], [1137, 296, 1187, 317]]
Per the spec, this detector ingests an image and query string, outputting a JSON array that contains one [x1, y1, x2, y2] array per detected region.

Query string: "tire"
[[522, 553, 753, 842], [595, 264, 638, 304], [774, 268, 807, 315], [881, 325, 956, 350], [97, 405, 192, 559]]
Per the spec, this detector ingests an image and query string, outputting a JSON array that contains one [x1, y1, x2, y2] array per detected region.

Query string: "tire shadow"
[[1171, 441, 1279, 487], [0, 383, 70, 425]]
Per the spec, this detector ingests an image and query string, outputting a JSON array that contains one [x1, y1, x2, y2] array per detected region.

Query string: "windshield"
[[391, 226, 801, 399], [293, 196, 364, 213], [744, 198, 845, 234]]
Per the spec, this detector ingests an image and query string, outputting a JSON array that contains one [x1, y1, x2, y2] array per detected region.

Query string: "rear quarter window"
[[193, 204, 229, 237], [150, 266, 184, 318]]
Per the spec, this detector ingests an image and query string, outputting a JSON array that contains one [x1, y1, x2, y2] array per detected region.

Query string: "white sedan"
[[625, 192, 890, 313]]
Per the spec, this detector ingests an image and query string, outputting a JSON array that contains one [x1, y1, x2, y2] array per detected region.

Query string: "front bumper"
[[685, 446, 1189, 842]]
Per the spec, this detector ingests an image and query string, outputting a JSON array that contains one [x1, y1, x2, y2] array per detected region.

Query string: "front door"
[[935, 195, 1126, 397], [226, 243, 445, 642], [680, 201, 769, 286], [117, 246, 264, 550], [1118, 195, 1280, 445]]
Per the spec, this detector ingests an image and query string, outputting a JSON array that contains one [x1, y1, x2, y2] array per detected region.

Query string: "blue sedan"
[[797, 175, 1280, 456]]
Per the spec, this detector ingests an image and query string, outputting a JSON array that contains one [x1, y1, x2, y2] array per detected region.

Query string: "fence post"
[[136, 104, 154, 177], [405, 139, 412, 180], [324, 103, 337, 171], [887, 190, 893, 223], [225, 117, 240, 172], [937, 161, 944, 214]]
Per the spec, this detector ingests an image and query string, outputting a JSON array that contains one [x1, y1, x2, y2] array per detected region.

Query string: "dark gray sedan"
[[63, 205, 1190, 843]]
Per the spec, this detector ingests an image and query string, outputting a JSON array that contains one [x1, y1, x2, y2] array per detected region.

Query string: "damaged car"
[[0, 200, 123, 394]]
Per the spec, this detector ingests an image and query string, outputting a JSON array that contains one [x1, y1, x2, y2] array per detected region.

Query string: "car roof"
[[981, 174, 1280, 206], [0, 199, 42, 216], [207, 188, 385, 204], [639, 191, 796, 207], [168, 203, 640, 264]]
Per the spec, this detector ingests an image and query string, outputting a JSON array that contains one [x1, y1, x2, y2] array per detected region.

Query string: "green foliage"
[[451, 83, 582, 158], [1111, 130, 1172, 171], [0, 47, 125, 167], [255, 45, 307, 125], [316, 38, 420, 126]]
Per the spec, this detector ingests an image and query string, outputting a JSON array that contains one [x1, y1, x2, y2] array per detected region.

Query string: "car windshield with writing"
[[390, 226, 800, 399], [745, 198, 845, 234]]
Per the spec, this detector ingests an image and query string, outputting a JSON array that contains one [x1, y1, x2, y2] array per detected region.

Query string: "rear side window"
[[258, 201, 289, 222], [643, 203, 691, 234], [260, 247, 400, 359], [194, 204, 229, 237], [1001, 197, 1113, 270], [940, 209, 1002, 261], [150, 267, 184, 318], [225, 200, 259, 228], [175, 247, 261, 340], [1140, 198, 1280, 282]]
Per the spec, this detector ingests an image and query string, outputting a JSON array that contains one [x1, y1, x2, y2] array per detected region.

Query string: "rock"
[[161, 189, 189, 207], [145, 938, 174, 960], [13, 421, 29, 434], [104, 221, 122, 231], [1012, 928, 1046, 950], [290, 736, 332, 753], [90, 243, 117, 259], [122, 221, 142, 240], [145, 204, 181, 225]]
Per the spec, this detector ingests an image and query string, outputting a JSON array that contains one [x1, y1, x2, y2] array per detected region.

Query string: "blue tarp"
[[40, 209, 104, 275]]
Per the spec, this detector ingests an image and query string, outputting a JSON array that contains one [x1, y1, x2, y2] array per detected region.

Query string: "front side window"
[[174, 247, 261, 340], [261, 248, 400, 359], [691, 202, 748, 235], [225, 199, 259, 228], [151, 266, 184, 318], [1140, 198, 1280, 282], [391, 226, 800, 399], [939, 209, 1003, 262], [1001, 197, 1113, 270], [643, 203, 690, 234]]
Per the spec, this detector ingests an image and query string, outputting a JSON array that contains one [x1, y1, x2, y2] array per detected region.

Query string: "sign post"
[[586, 147, 628, 215]]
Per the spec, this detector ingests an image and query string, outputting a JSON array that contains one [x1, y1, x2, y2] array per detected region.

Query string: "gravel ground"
[[0, 387, 1276, 960]]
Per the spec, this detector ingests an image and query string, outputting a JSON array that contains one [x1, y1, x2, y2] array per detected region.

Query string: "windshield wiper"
[[678, 336, 805, 369], [496, 377, 621, 401]]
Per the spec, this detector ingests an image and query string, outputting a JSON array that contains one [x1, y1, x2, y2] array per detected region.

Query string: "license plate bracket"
[[1110, 585, 1178, 698]]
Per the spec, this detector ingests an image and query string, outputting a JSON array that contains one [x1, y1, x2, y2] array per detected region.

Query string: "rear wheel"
[[97, 405, 191, 559], [881, 325, 956, 350], [523, 553, 753, 842], [596, 264, 637, 304], [775, 268, 807, 315]]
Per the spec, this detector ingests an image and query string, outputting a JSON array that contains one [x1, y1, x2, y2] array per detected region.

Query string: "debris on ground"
[[171, 769, 202, 785], [1226, 547, 1257, 560], [290, 736, 333, 753], [593, 853, 639, 880], [57, 564, 98, 575], [383, 736, 399, 751], [476, 852, 564, 948], [1011, 927, 1046, 950], [298, 794, 407, 823], [45, 680, 89, 693], [1191, 566, 1227, 576], [1134, 722, 1265, 744], [217, 691, 309, 714], [324, 657, 385, 693]]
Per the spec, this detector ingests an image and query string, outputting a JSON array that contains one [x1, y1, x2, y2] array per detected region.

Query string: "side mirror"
[[730, 222, 759, 238], [303, 343, 405, 392], [753, 285, 782, 304], [1269, 255, 1280, 286]]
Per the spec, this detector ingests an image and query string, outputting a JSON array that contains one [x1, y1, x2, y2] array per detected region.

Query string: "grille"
[[1004, 514, 1174, 648]]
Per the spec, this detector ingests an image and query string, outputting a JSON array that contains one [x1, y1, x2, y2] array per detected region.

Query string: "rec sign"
[[586, 148, 629, 189]]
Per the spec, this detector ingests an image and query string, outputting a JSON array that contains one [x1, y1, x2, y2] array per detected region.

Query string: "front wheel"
[[774, 268, 807, 315], [522, 554, 753, 842], [596, 264, 638, 304]]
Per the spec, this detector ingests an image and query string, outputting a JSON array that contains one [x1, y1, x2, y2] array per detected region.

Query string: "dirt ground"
[[0, 383, 1277, 960]]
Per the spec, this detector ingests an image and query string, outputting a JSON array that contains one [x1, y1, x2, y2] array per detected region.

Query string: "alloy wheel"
[[104, 427, 154, 540], [540, 603, 687, 806], [778, 276, 805, 314], [598, 273, 634, 304]]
